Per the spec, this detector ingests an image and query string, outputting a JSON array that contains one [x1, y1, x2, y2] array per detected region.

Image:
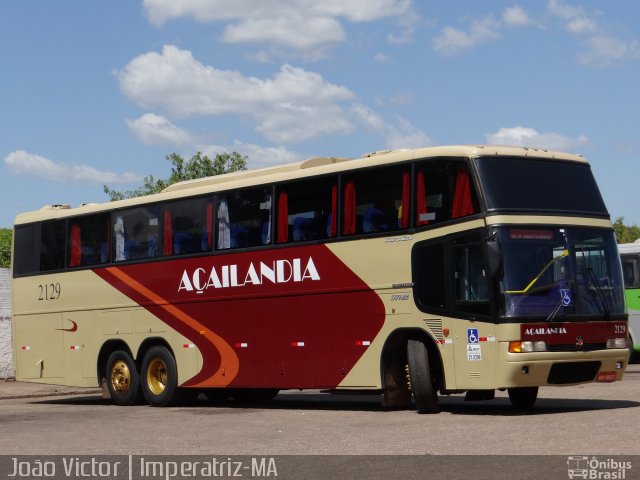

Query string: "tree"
[[104, 151, 248, 201], [613, 217, 640, 244], [0, 228, 11, 269]]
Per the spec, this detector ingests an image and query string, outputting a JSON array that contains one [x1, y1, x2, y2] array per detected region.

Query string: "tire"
[[508, 386, 538, 409], [406, 339, 440, 414], [105, 350, 140, 406], [141, 346, 178, 407]]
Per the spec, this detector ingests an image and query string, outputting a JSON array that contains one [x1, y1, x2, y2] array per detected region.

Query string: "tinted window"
[[275, 177, 336, 243], [453, 234, 490, 316], [342, 166, 411, 236], [68, 214, 110, 267], [162, 198, 213, 256], [476, 157, 608, 216], [13, 224, 38, 276], [113, 207, 160, 262], [217, 187, 271, 250], [413, 241, 446, 311], [414, 159, 478, 226], [40, 220, 66, 271]]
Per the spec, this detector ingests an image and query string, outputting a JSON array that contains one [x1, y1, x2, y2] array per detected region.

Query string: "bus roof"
[[618, 242, 640, 254], [14, 144, 587, 225]]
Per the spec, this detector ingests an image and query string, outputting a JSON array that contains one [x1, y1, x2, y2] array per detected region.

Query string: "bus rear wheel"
[[141, 346, 178, 407], [507, 386, 538, 409], [406, 339, 440, 414], [106, 350, 140, 406]]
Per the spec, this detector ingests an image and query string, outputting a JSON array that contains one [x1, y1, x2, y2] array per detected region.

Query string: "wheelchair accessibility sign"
[[467, 328, 479, 344]]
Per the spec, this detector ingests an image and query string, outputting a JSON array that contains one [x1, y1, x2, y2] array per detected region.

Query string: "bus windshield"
[[496, 227, 625, 319], [475, 156, 608, 216]]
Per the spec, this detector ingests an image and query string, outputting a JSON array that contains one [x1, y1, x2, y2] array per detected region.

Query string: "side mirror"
[[486, 240, 503, 278]]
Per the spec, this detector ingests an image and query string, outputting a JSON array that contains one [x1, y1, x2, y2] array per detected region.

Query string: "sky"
[[1, 1, 639, 228]]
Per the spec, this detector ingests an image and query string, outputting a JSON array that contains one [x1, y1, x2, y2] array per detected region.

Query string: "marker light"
[[509, 341, 547, 353], [606, 338, 627, 349]]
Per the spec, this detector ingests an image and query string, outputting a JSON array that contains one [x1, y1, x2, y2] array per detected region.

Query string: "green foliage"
[[613, 217, 640, 244], [0, 228, 11, 269], [104, 151, 248, 201]]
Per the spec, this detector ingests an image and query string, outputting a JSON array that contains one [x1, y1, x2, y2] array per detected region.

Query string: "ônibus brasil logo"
[[179, 257, 321, 294]]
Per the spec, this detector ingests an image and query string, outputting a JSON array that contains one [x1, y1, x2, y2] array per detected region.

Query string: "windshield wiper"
[[545, 279, 574, 322], [585, 266, 610, 317]]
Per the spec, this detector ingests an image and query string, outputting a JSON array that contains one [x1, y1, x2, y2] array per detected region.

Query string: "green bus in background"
[[619, 242, 640, 363]]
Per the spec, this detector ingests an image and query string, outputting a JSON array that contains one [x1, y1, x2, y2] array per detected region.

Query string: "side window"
[[217, 187, 271, 250], [415, 160, 478, 226], [162, 198, 213, 256], [276, 177, 337, 244], [113, 207, 160, 262], [40, 220, 66, 271], [621, 255, 640, 289], [453, 233, 490, 316], [13, 224, 38, 276], [413, 240, 447, 311], [342, 166, 411, 236], [68, 214, 110, 267]]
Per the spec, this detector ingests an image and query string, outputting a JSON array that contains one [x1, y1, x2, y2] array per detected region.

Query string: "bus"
[[618, 242, 640, 363], [11, 145, 629, 413]]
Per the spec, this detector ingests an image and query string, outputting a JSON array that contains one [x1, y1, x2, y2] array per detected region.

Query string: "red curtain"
[[452, 166, 476, 218], [400, 172, 410, 229], [163, 210, 173, 256], [343, 181, 356, 235], [277, 191, 289, 244], [330, 184, 337, 237], [69, 224, 81, 267], [416, 170, 429, 226], [206, 202, 213, 249]]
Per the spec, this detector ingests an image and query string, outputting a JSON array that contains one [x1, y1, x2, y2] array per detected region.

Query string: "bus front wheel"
[[507, 386, 538, 409], [406, 339, 440, 414], [106, 350, 140, 406], [141, 346, 178, 407]]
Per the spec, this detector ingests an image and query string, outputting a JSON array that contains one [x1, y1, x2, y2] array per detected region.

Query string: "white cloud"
[[384, 116, 432, 150], [4, 150, 141, 185], [116, 45, 355, 144], [502, 6, 533, 28], [126, 113, 194, 146], [485, 126, 589, 151], [229, 142, 302, 168], [547, 0, 639, 67], [578, 35, 640, 68], [350, 104, 431, 149], [142, 0, 411, 52], [546, 0, 585, 21], [433, 16, 501, 56]]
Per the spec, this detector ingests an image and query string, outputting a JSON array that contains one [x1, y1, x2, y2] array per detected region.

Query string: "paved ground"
[[0, 378, 101, 399]]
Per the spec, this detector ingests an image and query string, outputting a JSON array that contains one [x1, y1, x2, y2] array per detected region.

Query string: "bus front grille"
[[547, 361, 601, 384]]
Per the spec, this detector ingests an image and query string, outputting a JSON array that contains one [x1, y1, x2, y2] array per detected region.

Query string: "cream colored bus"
[[11, 145, 629, 413]]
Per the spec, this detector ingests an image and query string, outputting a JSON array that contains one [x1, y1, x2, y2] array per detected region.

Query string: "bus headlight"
[[509, 341, 547, 353], [606, 338, 627, 349]]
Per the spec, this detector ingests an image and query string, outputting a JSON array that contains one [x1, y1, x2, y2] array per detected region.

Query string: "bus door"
[[450, 233, 498, 389]]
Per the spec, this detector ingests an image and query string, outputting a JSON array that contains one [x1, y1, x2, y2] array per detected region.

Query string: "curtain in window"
[[329, 184, 338, 237], [217, 198, 230, 249], [452, 166, 475, 218], [206, 202, 213, 249], [400, 172, 410, 229], [343, 181, 356, 235], [277, 191, 289, 244], [416, 170, 429, 226], [114, 216, 125, 261], [163, 210, 173, 256], [69, 224, 81, 267]]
